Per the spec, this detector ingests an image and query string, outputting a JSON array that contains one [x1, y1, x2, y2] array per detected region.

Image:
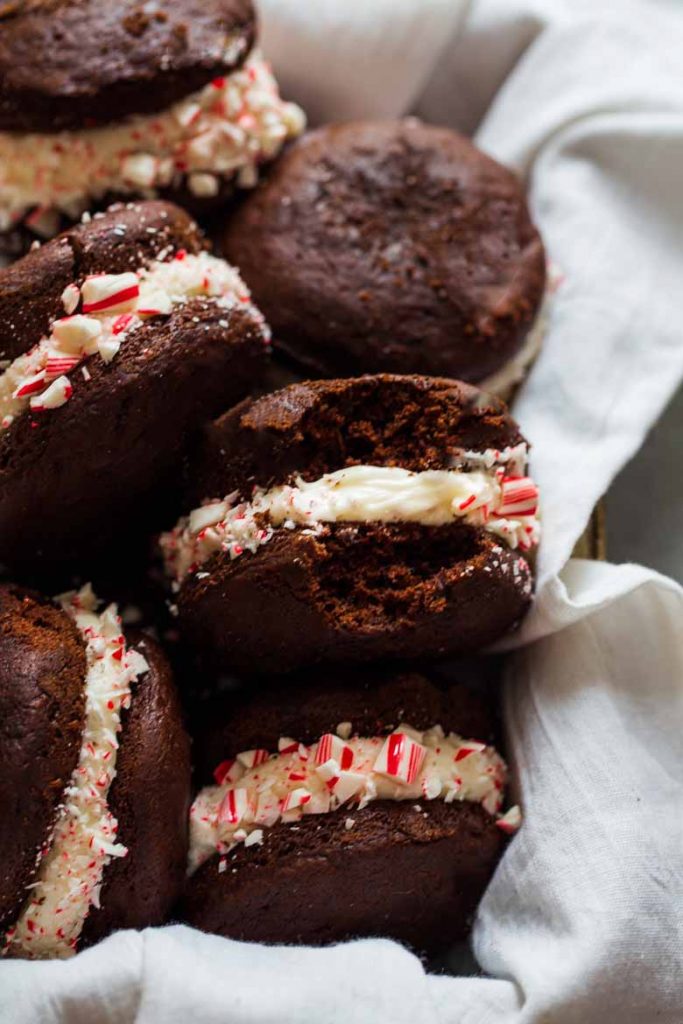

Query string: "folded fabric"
[[3, 1, 683, 1021], [3, 564, 681, 1024]]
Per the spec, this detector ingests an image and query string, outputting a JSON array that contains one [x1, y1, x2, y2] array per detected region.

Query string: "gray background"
[[605, 386, 681, 583]]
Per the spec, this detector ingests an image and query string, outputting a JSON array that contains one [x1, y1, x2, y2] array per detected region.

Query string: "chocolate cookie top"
[[222, 119, 546, 382], [0, 0, 256, 133], [188, 374, 524, 502], [0, 585, 86, 931]]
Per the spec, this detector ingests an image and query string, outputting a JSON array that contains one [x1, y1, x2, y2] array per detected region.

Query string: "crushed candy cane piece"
[[496, 805, 522, 834], [374, 733, 426, 785], [281, 788, 312, 813], [81, 273, 140, 314], [454, 742, 487, 763], [52, 315, 102, 354], [315, 733, 354, 770], [218, 788, 250, 825], [213, 759, 244, 786], [236, 749, 270, 769], [30, 375, 72, 410], [61, 283, 81, 314]]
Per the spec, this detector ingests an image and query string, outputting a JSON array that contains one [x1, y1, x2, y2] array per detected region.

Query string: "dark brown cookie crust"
[[0, 585, 86, 932], [0, 0, 256, 133], [183, 800, 503, 951], [0, 202, 267, 578], [177, 375, 533, 674], [181, 673, 505, 950], [222, 119, 546, 383], [81, 634, 191, 945]]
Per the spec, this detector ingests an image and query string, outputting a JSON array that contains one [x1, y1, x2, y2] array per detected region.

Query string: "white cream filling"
[[3, 585, 149, 959], [0, 249, 266, 429], [0, 51, 306, 233], [160, 446, 540, 586], [189, 723, 514, 874]]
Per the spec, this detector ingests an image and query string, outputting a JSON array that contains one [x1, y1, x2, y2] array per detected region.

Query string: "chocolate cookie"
[[0, 583, 191, 959], [0, 200, 269, 578], [161, 375, 540, 674], [181, 672, 517, 951], [0, 0, 256, 133], [0, 1, 304, 245], [222, 119, 546, 387]]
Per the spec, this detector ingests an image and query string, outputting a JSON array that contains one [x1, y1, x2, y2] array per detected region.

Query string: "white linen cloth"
[[3, 1, 682, 1020]]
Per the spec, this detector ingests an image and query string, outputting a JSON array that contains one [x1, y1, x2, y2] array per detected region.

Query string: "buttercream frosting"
[[161, 446, 540, 586], [0, 51, 305, 234]]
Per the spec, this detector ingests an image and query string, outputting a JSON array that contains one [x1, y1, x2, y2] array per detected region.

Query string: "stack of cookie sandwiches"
[[0, 0, 304, 254], [159, 373, 534, 947], [182, 670, 520, 950], [0, 2, 545, 963], [0, 583, 190, 958]]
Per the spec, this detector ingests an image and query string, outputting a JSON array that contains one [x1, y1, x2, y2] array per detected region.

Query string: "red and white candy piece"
[[236, 749, 270, 769], [254, 793, 280, 827], [97, 337, 121, 364], [496, 805, 522, 834], [189, 501, 228, 535], [217, 788, 250, 825], [374, 732, 426, 785], [44, 353, 81, 380], [328, 770, 366, 806], [13, 371, 47, 399], [315, 733, 354, 770], [137, 290, 173, 317], [111, 313, 135, 336], [307, 789, 331, 815], [281, 787, 311, 813], [483, 790, 503, 815], [81, 273, 140, 315], [212, 759, 244, 786], [29, 375, 72, 411], [52, 315, 102, 354], [496, 477, 539, 517], [421, 775, 442, 800], [453, 741, 487, 763], [277, 737, 299, 754], [315, 758, 340, 786], [243, 829, 263, 848], [61, 283, 80, 315]]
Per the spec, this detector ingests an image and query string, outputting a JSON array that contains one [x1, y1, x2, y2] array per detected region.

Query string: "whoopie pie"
[[161, 374, 541, 674], [0, 0, 304, 248], [0, 199, 269, 577], [222, 118, 547, 392], [181, 670, 520, 950], [0, 583, 190, 959]]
